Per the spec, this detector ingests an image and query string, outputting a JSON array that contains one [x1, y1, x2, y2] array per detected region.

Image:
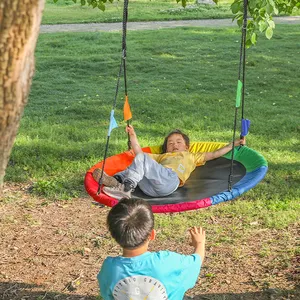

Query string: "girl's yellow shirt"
[[148, 151, 206, 186]]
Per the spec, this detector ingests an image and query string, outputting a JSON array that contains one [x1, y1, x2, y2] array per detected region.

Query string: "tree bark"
[[0, 0, 45, 198]]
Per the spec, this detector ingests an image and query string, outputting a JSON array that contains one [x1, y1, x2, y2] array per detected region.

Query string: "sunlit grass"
[[5, 25, 300, 230]]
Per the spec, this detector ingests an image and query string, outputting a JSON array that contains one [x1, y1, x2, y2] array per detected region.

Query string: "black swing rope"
[[97, 0, 130, 195], [121, 0, 132, 150], [228, 0, 248, 191]]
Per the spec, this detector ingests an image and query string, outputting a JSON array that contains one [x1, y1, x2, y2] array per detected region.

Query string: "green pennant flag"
[[236, 80, 243, 108]]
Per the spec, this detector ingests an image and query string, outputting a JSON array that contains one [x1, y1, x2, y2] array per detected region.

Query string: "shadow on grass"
[[1, 281, 299, 300]]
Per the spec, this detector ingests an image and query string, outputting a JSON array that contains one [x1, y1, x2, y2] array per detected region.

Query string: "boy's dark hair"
[[107, 198, 154, 249], [162, 129, 190, 153]]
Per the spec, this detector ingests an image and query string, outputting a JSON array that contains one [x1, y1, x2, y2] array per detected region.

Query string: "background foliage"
[[52, 0, 300, 45]]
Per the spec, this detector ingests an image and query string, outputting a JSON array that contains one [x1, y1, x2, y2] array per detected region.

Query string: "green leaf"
[[266, 4, 273, 14], [237, 16, 243, 27], [266, 27, 273, 39], [268, 19, 275, 29], [231, 1, 240, 14], [251, 32, 257, 45], [268, 0, 279, 14], [259, 7, 266, 17], [98, 2, 106, 11], [232, 12, 242, 21], [246, 38, 253, 48], [247, 19, 255, 30], [249, 0, 257, 10], [258, 20, 268, 32], [181, 0, 187, 8], [53, 0, 59, 3], [81, 0, 86, 6], [269, 0, 275, 6]]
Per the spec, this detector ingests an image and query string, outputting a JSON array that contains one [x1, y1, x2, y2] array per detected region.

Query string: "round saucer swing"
[[85, 142, 267, 213], [84, 0, 268, 213]]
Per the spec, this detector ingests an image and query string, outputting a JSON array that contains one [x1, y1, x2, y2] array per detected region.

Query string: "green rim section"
[[223, 146, 268, 173]]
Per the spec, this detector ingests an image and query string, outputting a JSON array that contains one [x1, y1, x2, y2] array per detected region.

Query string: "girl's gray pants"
[[115, 153, 179, 197]]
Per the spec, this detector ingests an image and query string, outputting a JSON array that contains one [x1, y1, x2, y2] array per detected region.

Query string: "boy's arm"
[[189, 226, 206, 262], [126, 125, 143, 155], [204, 138, 245, 161]]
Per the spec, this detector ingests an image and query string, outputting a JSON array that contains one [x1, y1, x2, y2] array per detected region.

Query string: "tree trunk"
[[0, 0, 45, 198]]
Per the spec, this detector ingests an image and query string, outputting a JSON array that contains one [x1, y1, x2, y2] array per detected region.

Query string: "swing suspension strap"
[[97, 0, 130, 195], [228, 0, 248, 191], [121, 0, 132, 150]]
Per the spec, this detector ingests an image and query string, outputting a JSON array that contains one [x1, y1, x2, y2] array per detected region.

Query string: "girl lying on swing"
[[93, 125, 245, 200]]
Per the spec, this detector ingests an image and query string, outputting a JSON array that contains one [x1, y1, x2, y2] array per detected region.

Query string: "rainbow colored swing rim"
[[84, 142, 268, 213]]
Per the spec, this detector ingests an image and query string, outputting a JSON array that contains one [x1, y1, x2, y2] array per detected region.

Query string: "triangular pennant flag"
[[236, 80, 243, 108], [123, 95, 132, 121], [241, 118, 251, 137], [108, 110, 118, 136]]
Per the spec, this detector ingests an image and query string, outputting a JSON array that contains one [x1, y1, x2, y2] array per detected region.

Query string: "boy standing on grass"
[[97, 198, 206, 300]]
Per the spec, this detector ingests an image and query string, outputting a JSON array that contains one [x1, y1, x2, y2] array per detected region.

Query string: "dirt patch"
[[0, 183, 299, 300]]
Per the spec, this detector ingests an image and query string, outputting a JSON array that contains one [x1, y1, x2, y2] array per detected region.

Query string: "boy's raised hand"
[[189, 226, 206, 261], [189, 226, 206, 247]]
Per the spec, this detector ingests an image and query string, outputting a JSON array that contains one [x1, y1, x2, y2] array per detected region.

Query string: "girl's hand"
[[126, 125, 135, 136], [126, 125, 142, 155], [234, 137, 246, 146]]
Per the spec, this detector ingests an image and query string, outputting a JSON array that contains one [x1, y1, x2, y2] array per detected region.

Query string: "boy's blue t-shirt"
[[97, 250, 201, 300]]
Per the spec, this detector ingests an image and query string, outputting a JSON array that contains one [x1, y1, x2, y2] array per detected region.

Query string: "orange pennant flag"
[[123, 95, 132, 121]]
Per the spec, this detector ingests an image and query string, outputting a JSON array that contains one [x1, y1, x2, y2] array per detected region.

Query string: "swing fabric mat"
[[133, 157, 245, 205]]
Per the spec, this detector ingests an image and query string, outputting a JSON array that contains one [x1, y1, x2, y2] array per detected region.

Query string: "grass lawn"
[[7, 25, 300, 207], [1, 25, 299, 298], [43, 0, 234, 24]]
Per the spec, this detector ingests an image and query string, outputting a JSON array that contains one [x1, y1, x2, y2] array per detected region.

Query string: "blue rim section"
[[210, 166, 268, 205]]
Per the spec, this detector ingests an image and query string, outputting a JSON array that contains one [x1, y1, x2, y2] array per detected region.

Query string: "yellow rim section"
[[149, 141, 227, 154]]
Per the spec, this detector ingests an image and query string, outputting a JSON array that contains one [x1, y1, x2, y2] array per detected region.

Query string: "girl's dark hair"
[[161, 129, 190, 153], [107, 198, 154, 249]]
